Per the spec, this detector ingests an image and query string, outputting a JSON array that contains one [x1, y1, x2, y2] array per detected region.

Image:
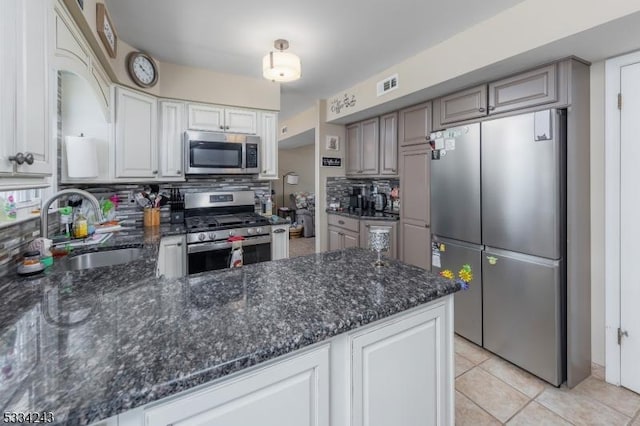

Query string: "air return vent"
[[376, 74, 398, 96]]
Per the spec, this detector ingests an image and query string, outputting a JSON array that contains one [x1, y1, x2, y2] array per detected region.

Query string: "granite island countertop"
[[0, 231, 458, 425], [326, 209, 400, 221]]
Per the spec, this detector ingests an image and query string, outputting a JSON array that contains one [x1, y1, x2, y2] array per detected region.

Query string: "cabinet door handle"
[[274, 229, 286, 234], [338, 220, 345, 225], [391, 168, 397, 172], [8, 152, 25, 165], [488, 105, 496, 111], [226, 126, 230, 130], [262, 169, 267, 173], [478, 107, 486, 113], [177, 242, 182, 246], [153, 170, 158, 174], [219, 125, 224, 130], [176, 170, 181, 174]]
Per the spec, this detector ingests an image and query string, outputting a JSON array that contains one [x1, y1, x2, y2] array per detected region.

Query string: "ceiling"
[[105, 0, 526, 120]]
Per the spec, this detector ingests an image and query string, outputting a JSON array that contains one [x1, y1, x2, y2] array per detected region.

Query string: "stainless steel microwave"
[[184, 130, 260, 175]]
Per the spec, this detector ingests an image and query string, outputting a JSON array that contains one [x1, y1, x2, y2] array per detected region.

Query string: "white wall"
[[590, 61, 606, 366], [276, 144, 315, 211]]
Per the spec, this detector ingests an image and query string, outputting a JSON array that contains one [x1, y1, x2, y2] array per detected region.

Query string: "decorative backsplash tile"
[[326, 177, 399, 210], [0, 215, 58, 278]]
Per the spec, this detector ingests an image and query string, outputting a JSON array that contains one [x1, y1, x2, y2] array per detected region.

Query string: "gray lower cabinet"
[[346, 118, 379, 176], [400, 145, 431, 269], [379, 113, 398, 175], [434, 85, 487, 129], [359, 220, 398, 260], [488, 63, 558, 115], [399, 102, 431, 147], [328, 225, 359, 250]]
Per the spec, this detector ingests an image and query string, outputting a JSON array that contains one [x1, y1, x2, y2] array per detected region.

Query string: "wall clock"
[[96, 3, 117, 58], [127, 52, 159, 88]]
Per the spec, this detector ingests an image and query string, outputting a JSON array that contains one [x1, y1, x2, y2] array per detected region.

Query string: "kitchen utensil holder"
[[144, 207, 161, 227]]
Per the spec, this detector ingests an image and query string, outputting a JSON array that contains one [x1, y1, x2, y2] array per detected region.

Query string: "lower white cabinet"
[[351, 303, 449, 426], [157, 235, 186, 279], [271, 224, 290, 260], [143, 345, 330, 426]]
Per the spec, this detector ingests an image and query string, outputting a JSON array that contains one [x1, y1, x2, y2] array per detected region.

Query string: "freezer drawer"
[[481, 110, 564, 259], [430, 123, 481, 244], [431, 236, 483, 346], [482, 247, 564, 386]]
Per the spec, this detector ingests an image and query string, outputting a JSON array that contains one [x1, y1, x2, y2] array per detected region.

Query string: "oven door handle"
[[187, 235, 271, 254]]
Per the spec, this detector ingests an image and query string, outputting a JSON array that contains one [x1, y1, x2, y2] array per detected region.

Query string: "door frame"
[[604, 50, 640, 385]]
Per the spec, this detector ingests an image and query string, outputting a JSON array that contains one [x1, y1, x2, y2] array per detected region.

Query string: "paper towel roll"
[[66, 136, 99, 178]]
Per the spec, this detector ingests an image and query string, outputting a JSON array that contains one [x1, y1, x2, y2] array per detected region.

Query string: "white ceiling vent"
[[281, 125, 288, 135], [376, 74, 399, 97]]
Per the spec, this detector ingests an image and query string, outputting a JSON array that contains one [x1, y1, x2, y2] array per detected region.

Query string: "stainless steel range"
[[184, 191, 271, 274]]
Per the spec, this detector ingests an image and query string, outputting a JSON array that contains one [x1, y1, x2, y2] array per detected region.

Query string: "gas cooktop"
[[185, 212, 270, 232]]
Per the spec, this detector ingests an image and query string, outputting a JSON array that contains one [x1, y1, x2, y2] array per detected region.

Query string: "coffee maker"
[[349, 184, 370, 212]]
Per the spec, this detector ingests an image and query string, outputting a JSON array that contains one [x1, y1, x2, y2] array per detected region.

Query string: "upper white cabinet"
[[114, 87, 158, 178], [259, 111, 278, 179], [159, 100, 186, 179], [188, 104, 257, 134], [0, 0, 52, 176]]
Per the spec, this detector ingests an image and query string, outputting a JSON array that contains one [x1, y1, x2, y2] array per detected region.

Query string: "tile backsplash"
[[0, 215, 58, 278], [326, 177, 399, 210]]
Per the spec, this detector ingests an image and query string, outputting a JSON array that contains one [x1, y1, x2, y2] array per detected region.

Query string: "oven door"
[[186, 139, 245, 174], [187, 235, 272, 275]]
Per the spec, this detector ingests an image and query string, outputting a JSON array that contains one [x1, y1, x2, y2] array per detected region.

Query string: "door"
[[620, 61, 640, 394], [482, 110, 563, 259], [430, 123, 481, 244], [431, 237, 483, 346], [159, 100, 185, 178], [437, 85, 487, 126], [188, 104, 224, 131], [399, 102, 431, 147], [351, 305, 446, 426], [225, 108, 257, 134], [115, 87, 158, 178], [488, 64, 557, 115], [380, 113, 398, 175], [15, 0, 51, 175], [400, 146, 431, 269], [144, 346, 329, 426], [483, 247, 563, 386], [259, 111, 278, 179], [360, 117, 379, 175], [346, 123, 361, 175]]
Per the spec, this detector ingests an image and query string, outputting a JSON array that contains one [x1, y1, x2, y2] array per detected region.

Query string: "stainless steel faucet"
[[40, 189, 104, 239]]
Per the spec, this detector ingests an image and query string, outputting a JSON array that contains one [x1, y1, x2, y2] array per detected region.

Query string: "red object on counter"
[[227, 235, 246, 242]]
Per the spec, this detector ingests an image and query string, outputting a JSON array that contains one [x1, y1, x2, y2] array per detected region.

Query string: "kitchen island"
[[1, 231, 459, 426]]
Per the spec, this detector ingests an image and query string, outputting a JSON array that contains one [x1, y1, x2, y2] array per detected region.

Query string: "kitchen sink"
[[62, 248, 144, 271]]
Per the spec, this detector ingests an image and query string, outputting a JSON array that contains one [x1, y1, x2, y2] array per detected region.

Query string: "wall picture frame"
[[96, 3, 117, 58], [326, 135, 340, 151]]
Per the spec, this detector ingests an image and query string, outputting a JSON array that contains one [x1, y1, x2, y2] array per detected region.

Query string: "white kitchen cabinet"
[[271, 224, 290, 260], [188, 104, 257, 134], [143, 345, 330, 426], [159, 100, 186, 179], [114, 87, 158, 178], [0, 0, 52, 176], [157, 235, 186, 279], [226, 108, 258, 134], [259, 111, 278, 179], [351, 303, 449, 426]]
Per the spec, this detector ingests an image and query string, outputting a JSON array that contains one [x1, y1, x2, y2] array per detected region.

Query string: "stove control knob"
[[247, 228, 255, 235], [208, 232, 216, 240], [198, 233, 206, 241], [228, 230, 235, 237], [256, 227, 263, 234]]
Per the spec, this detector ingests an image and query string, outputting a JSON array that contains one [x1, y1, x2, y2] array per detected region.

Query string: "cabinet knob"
[[176, 170, 181, 174], [391, 168, 397, 172], [226, 126, 230, 130], [219, 125, 224, 129], [478, 107, 486, 113], [338, 220, 345, 225], [262, 169, 267, 173], [488, 105, 496, 111], [153, 170, 158, 174], [177, 242, 182, 246], [8, 152, 25, 165]]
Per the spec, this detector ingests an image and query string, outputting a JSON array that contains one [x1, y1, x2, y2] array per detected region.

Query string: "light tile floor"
[[455, 335, 640, 425], [288, 236, 315, 258]]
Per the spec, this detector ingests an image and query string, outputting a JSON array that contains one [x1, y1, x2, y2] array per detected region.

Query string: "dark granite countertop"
[[326, 209, 400, 221], [0, 226, 457, 425]]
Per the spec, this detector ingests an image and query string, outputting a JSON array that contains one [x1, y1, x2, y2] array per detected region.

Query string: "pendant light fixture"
[[263, 39, 301, 82]]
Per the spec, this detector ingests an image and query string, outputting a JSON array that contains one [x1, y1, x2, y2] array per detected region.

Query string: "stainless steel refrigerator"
[[430, 110, 566, 386]]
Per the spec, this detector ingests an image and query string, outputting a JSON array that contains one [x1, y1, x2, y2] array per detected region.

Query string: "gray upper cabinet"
[[346, 118, 379, 176], [379, 112, 398, 175], [436, 85, 487, 127], [399, 102, 431, 147], [488, 64, 557, 115]]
